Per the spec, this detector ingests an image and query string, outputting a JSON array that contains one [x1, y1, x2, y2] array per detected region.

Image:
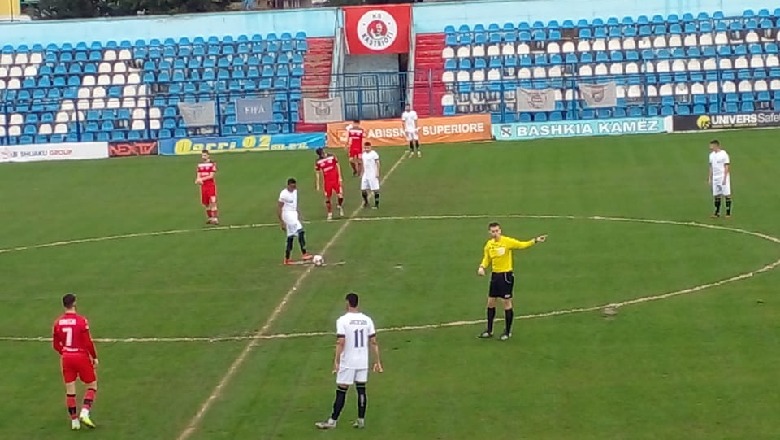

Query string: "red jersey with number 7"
[[52, 312, 97, 359]]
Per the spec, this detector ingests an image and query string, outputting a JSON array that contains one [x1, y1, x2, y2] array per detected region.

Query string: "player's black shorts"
[[489, 271, 515, 299]]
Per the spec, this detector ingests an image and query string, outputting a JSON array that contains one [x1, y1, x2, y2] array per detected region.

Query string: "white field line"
[[3, 254, 778, 345], [3, 214, 778, 346], [174, 151, 408, 440]]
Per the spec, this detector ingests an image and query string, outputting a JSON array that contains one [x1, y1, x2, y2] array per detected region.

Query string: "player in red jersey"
[[52, 293, 99, 431], [346, 120, 364, 177], [196, 150, 219, 225], [314, 148, 345, 220]]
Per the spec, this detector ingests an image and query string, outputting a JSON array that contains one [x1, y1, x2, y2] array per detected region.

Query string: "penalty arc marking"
[[1, 213, 778, 345]]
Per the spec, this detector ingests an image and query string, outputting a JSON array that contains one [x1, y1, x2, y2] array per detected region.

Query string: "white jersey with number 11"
[[336, 312, 376, 370]]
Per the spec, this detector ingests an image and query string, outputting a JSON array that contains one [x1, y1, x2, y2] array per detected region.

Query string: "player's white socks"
[[80, 408, 90, 418]]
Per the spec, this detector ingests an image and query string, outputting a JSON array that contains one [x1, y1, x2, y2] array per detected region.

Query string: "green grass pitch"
[[1, 130, 779, 440]]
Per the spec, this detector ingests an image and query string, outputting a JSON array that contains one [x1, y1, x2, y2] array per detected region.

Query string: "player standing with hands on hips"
[[401, 104, 421, 157], [316, 293, 383, 430], [477, 222, 547, 341], [708, 139, 732, 218]]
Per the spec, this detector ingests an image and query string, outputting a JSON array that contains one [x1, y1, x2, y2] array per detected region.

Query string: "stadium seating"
[[415, 8, 780, 122], [0, 32, 310, 145]]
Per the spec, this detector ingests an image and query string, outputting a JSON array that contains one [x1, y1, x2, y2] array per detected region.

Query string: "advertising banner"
[[579, 82, 618, 108], [158, 133, 326, 156], [235, 97, 274, 124], [0, 142, 109, 163], [673, 113, 780, 131], [493, 118, 666, 141], [344, 4, 411, 55], [326, 114, 492, 148], [108, 141, 159, 157]]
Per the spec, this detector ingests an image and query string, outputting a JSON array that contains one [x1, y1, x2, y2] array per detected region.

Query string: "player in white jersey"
[[708, 139, 732, 218], [315, 293, 383, 430], [277, 178, 313, 265], [360, 142, 381, 209], [401, 104, 421, 157]]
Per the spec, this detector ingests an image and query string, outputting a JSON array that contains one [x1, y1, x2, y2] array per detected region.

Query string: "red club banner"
[[344, 4, 411, 55]]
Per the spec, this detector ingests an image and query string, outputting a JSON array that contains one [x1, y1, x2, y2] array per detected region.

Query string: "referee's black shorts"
[[488, 271, 515, 299]]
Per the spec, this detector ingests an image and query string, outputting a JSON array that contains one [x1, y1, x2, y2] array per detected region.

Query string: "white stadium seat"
[[487, 69, 501, 81], [77, 99, 89, 110], [112, 74, 126, 85], [668, 35, 682, 47], [8, 125, 21, 136], [472, 70, 485, 82], [0, 79, 5, 89], [441, 93, 455, 106], [122, 97, 136, 108], [55, 111, 69, 123], [98, 62, 112, 73], [623, 38, 636, 50], [652, 36, 667, 48], [107, 98, 120, 109], [577, 41, 591, 52], [118, 49, 132, 60], [0, 127, 6, 137], [647, 85, 658, 97], [486, 45, 500, 57], [0, 54, 12, 65], [92, 87, 106, 99], [659, 84, 673, 96], [30, 53, 42, 64], [688, 59, 702, 71], [131, 120, 146, 130], [561, 41, 575, 53], [767, 55, 780, 67], [609, 63, 623, 75], [608, 38, 622, 51], [548, 65, 562, 77], [8, 66, 22, 77], [14, 53, 28, 64], [745, 31, 759, 43], [54, 123, 68, 134], [39, 124, 53, 135], [104, 50, 117, 61], [699, 34, 713, 46], [703, 58, 717, 70], [625, 62, 639, 74], [578, 65, 593, 76], [61, 100, 75, 111], [441, 47, 454, 59], [592, 39, 606, 51], [616, 85, 626, 98], [754, 80, 768, 92], [738, 80, 753, 93], [97, 75, 111, 86], [77, 88, 91, 99], [149, 107, 161, 119], [23, 66, 37, 76], [532, 67, 546, 78], [472, 46, 485, 57], [750, 56, 765, 69], [671, 60, 686, 72], [516, 43, 530, 55], [132, 108, 146, 120], [714, 32, 728, 45], [10, 114, 23, 125], [734, 57, 749, 69], [718, 59, 732, 70], [456, 46, 470, 58], [127, 73, 141, 85], [706, 82, 719, 94], [149, 119, 161, 130], [517, 68, 531, 79], [82, 75, 96, 86], [722, 81, 736, 93], [546, 42, 560, 54], [7, 78, 20, 89], [456, 70, 470, 82], [92, 98, 106, 109], [501, 43, 515, 56], [656, 60, 671, 73], [691, 83, 705, 94], [683, 34, 699, 46], [674, 83, 689, 95], [770, 79, 780, 90]]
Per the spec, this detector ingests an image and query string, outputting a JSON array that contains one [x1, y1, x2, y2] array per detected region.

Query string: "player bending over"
[[278, 178, 313, 265], [316, 293, 383, 430], [196, 150, 219, 225], [360, 142, 380, 209], [708, 139, 732, 218], [401, 104, 421, 157], [477, 223, 547, 341], [314, 148, 345, 221], [346, 120, 365, 177], [52, 293, 99, 430]]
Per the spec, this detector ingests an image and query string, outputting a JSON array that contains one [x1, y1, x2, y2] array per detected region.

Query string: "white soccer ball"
[[312, 255, 324, 266]]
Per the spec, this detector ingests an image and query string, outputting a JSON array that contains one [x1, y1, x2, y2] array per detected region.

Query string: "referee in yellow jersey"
[[477, 222, 547, 341]]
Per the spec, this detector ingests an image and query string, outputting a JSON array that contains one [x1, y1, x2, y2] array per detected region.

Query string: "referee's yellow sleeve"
[[480, 243, 490, 268], [507, 237, 535, 250]]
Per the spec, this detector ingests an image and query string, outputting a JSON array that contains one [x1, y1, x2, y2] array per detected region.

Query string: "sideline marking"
[[3, 214, 778, 345], [174, 151, 408, 440]]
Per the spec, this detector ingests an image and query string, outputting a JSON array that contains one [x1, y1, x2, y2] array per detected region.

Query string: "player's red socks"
[[206, 209, 212, 218], [325, 199, 332, 213], [83, 388, 96, 410], [66, 394, 78, 419]]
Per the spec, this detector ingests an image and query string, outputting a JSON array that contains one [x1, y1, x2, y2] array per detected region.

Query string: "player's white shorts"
[[282, 211, 303, 237], [404, 128, 419, 141], [712, 177, 731, 197], [361, 176, 380, 191], [336, 367, 368, 385]]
